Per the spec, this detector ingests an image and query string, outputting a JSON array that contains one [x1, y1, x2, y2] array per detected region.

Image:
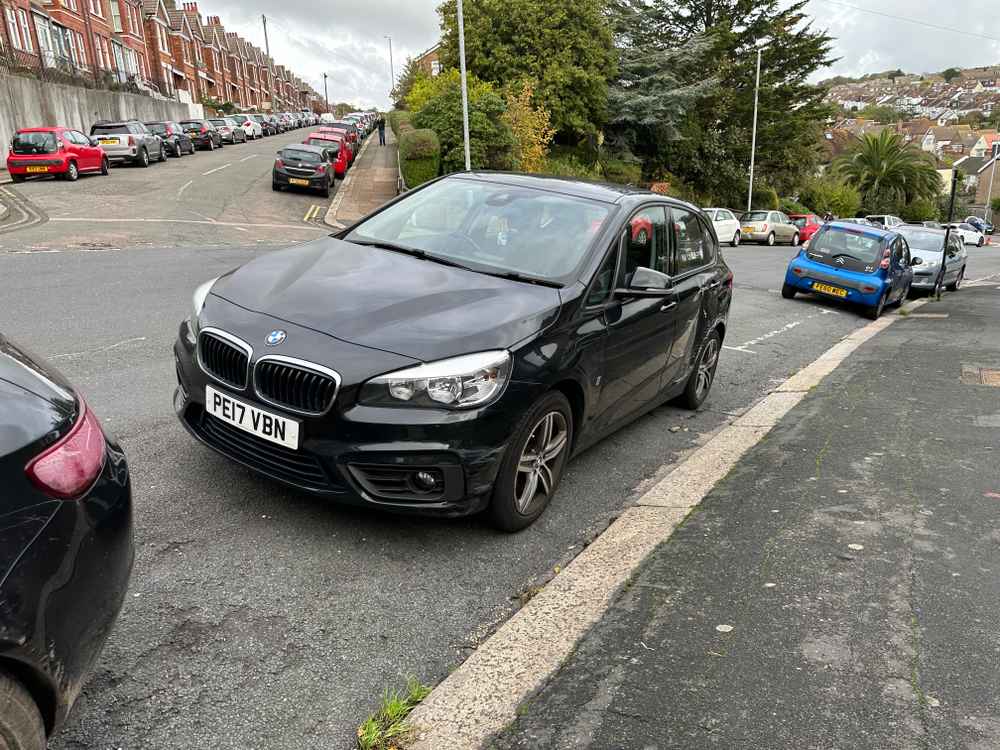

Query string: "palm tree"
[[834, 129, 942, 209]]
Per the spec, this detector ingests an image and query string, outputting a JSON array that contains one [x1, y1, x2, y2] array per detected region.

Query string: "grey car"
[[740, 210, 800, 246], [897, 225, 967, 294], [90, 120, 165, 167]]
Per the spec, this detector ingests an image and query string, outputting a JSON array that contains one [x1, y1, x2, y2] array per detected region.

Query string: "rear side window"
[[671, 207, 711, 274], [621, 206, 668, 281]]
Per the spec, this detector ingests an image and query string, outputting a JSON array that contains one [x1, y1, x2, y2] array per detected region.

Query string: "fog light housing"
[[414, 470, 441, 492]]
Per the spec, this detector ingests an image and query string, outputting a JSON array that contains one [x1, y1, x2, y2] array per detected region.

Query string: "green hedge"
[[601, 158, 642, 186], [399, 129, 440, 189], [779, 198, 811, 215], [388, 110, 413, 138], [542, 155, 602, 180]]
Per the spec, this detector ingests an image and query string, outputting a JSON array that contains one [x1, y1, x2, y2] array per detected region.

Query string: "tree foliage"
[[392, 57, 428, 110], [992, 196, 1000, 214], [942, 67, 962, 82], [798, 175, 862, 218], [436, 0, 616, 137], [834, 130, 942, 209], [502, 80, 556, 172]]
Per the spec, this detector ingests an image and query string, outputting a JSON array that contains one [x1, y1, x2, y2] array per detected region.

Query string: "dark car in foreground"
[[782, 220, 913, 318], [144, 120, 194, 157], [174, 173, 732, 530], [271, 143, 336, 197], [898, 225, 967, 294], [0, 334, 133, 748], [179, 119, 223, 151]]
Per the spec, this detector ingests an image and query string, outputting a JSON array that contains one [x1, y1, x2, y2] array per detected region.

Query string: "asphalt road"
[[2, 203, 1000, 748]]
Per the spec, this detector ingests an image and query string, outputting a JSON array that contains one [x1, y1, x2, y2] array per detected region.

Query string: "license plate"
[[742, 226, 755, 232], [289, 178, 311, 186], [205, 385, 300, 449], [99, 139, 117, 145], [26, 166, 49, 173], [812, 281, 848, 298]]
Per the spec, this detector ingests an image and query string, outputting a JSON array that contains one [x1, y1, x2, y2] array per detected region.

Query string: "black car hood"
[[210, 237, 563, 362]]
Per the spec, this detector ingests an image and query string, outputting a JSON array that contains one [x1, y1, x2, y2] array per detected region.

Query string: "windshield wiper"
[[350, 240, 475, 271], [479, 270, 562, 288]]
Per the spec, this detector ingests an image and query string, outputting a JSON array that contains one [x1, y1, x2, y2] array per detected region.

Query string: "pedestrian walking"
[[378, 115, 386, 146]]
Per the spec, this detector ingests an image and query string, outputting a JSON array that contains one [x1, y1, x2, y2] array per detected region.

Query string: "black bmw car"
[[174, 173, 732, 530], [0, 334, 133, 747]]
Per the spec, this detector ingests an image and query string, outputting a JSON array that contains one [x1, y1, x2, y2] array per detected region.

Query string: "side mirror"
[[615, 267, 672, 297], [89, 136, 100, 146]]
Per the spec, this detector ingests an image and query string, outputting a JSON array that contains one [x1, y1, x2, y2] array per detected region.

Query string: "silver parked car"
[[90, 120, 165, 167], [740, 210, 801, 246], [897, 225, 967, 294]]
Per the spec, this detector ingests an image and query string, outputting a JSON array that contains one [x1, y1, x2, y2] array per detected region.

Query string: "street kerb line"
[[406, 297, 929, 750], [324, 133, 376, 228]]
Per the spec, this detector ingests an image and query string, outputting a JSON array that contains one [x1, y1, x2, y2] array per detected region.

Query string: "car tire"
[[676, 329, 721, 410], [11, 174, 25, 183], [866, 290, 888, 320], [0, 670, 46, 750], [890, 282, 909, 307], [320, 180, 331, 199], [100, 157, 110, 175], [731, 232, 740, 247], [272, 182, 281, 191], [766, 232, 775, 246], [207, 140, 214, 151], [64, 160, 79, 181], [978, 236, 984, 247], [781, 282, 797, 299], [947, 267, 964, 292], [488, 391, 573, 532], [157, 145, 166, 162], [137, 148, 149, 168], [791, 232, 800, 247]]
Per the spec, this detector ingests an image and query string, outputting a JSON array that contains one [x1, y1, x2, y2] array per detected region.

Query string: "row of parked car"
[[4, 109, 378, 184], [704, 208, 994, 249]]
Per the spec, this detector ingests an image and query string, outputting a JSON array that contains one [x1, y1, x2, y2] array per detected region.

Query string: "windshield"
[[280, 149, 323, 164], [810, 226, 884, 263], [345, 178, 612, 282], [180, 121, 202, 129], [91, 124, 129, 135], [746, 211, 769, 222], [898, 230, 944, 252], [12, 132, 58, 154]]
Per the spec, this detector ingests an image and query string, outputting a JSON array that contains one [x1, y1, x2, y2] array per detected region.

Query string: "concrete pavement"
[[327, 126, 397, 227], [495, 282, 1000, 749]]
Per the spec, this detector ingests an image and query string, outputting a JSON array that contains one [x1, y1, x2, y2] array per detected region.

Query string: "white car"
[[866, 214, 905, 229], [232, 114, 263, 140], [704, 207, 743, 247], [945, 222, 985, 246]]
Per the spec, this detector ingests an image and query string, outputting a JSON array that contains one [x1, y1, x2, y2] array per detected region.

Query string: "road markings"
[[201, 163, 232, 176], [176, 179, 193, 198], [48, 217, 324, 231], [723, 344, 757, 354], [239, 154, 257, 162], [303, 205, 321, 222], [406, 299, 929, 750], [52, 336, 147, 360]]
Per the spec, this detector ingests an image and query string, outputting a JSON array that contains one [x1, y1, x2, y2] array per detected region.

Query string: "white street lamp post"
[[457, 0, 471, 171], [985, 146, 998, 225], [747, 46, 763, 214]]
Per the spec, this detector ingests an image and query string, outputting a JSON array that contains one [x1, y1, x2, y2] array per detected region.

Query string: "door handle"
[[659, 301, 677, 312]]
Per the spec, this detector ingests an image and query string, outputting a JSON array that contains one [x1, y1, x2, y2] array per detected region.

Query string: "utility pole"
[[938, 169, 959, 300], [261, 14, 270, 57], [985, 145, 998, 224], [747, 46, 763, 214], [457, 0, 471, 170], [385, 36, 394, 97], [323, 72, 329, 113]]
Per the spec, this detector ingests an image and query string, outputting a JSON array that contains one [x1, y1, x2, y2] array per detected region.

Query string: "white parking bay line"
[[239, 154, 257, 162], [723, 345, 757, 354], [176, 179, 193, 198], [201, 163, 232, 176]]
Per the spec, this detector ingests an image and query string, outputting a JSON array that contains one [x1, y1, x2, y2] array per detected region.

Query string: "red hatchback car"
[[303, 132, 350, 177], [7, 127, 110, 183], [316, 127, 355, 165], [790, 213, 823, 243]]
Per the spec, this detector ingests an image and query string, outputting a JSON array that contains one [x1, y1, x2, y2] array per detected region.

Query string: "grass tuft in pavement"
[[357, 676, 432, 750]]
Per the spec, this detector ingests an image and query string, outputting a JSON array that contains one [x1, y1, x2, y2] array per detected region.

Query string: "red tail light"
[[275, 158, 284, 168], [201, 127, 207, 134], [762, 223, 768, 231], [724, 271, 734, 289], [128, 135, 135, 146], [25, 399, 106, 500], [166, 126, 173, 135]]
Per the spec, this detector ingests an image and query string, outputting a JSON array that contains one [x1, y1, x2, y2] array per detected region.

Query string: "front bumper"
[[0, 439, 133, 732], [173, 317, 534, 518]]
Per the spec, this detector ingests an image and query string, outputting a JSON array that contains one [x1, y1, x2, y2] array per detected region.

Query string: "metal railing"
[[0, 46, 151, 95]]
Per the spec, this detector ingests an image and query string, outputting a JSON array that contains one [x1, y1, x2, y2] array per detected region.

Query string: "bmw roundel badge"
[[265, 330, 287, 347]]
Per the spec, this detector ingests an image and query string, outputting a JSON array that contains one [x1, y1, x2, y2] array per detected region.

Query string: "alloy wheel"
[[732, 232, 740, 247], [66, 162, 78, 181], [514, 411, 569, 514], [695, 337, 719, 402]]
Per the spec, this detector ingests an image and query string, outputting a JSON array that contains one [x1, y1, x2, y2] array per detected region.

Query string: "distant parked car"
[[209, 117, 246, 144], [898, 225, 967, 294], [865, 214, 905, 228], [790, 213, 823, 244], [0, 332, 133, 749], [180, 119, 224, 151], [6, 127, 110, 182], [741, 210, 800, 246], [906, 220, 942, 229], [783, 221, 913, 319], [319, 112, 336, 125], [945, 222, 985, 246], [233, 114, 263, 140], [965, 215, 994, 235], [249, 114, 274, 136], [144, 121, 194, 157], [316, 127, 356, 164], [272, 143, 336, 197], [331, 120, 360, 147], [704, 207, 742, 246], [90, 119, 165, 167], [303, 132, 350, 177]]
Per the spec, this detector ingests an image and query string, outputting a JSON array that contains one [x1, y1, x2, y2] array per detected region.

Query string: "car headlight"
[[187, 276, 219, 340], [359, 351, 512, 409]]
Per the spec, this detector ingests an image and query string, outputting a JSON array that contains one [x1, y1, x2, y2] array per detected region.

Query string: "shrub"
[[751, 184, 780, 211], [502, 80, 556, 173], [779, 198, 811, 215], [900, 198, 939, 222], [798, 175, 861, 218], [601, 158, 642, 186], [398, 129, 441, 189], [541, 155, 602, 180], [991, 196, 1000, 214], [388, 111, 413, 138]]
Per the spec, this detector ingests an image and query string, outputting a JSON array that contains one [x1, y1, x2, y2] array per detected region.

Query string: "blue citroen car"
[[781, 221, 914, 319]]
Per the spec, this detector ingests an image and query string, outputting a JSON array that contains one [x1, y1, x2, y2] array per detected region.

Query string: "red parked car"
[[303, 132, 350, 177], [6, 127, 110, 183], [316, 127, 355, 165], [790, 213, 823, 243]]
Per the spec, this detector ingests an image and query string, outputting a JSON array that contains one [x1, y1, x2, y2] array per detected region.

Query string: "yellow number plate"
[[26, 166, 49, 173], [812, 282, 848, 298], [98, 139, 116, 145], [742, 226, 755, 232], [289, 178, 310, 186]]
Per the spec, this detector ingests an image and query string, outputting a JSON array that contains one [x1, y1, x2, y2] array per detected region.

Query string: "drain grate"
[[961, 365, 1000, 386]]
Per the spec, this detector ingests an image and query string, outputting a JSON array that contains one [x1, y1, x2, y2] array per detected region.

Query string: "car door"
[[69, 131, 95, 169], [60, 131, 82, 168], [945, 234, 965, 281], [770, 212, 787, 242], [596, 205, 677, 421], [662, 205, 719, 389], [889, 237, 912, 300]]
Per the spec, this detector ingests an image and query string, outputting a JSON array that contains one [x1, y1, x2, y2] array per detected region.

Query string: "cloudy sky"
[[203, 0, 1000, 109]]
